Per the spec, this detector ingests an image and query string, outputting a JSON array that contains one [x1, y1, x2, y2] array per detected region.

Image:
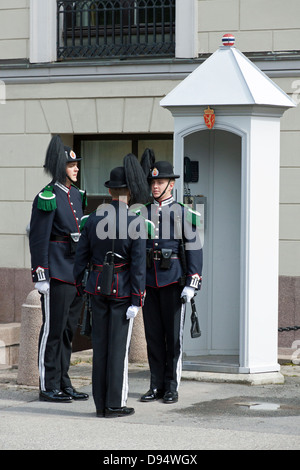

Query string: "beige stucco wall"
[[197, 0, 300, 53], [276, 77, 300, 277], [0, 0, 29, 60]]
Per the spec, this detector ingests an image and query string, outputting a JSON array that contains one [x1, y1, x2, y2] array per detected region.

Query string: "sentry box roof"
[[161, 36, 296, 109]]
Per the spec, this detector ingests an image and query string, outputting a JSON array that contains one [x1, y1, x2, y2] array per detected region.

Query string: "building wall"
[[0, 0, 29, 60], [197, 0, 300, 53], [279, 75, 300, 278]]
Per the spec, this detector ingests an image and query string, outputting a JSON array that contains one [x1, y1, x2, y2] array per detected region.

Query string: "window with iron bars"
[[57, 0, 175, 60]]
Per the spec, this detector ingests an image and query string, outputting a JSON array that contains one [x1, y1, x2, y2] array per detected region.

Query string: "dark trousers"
[[91, 295, 133, 411], [39, 279, 83, 391], [143, 283, 185, 393]]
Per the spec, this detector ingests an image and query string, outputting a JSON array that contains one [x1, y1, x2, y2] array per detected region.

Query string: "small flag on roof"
[[222, 34, 235, 46]]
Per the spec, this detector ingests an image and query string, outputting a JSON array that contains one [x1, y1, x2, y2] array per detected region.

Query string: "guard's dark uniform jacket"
[[29, 182, 85, 284], [74, 199, 146, 307], [144, 196, 203, 289]]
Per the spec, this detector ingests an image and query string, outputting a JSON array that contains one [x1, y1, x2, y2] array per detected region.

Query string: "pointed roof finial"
[[222, 33, 235, 47]]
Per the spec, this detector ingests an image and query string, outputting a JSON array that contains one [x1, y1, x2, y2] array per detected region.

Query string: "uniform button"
[[97, 286, 100, 291], [155, 243, 158, 246], [112, 289, 116, 294], [74, 210, 76, 213]]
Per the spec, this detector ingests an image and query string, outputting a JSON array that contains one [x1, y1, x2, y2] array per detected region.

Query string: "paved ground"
[[1, 351, 300, 452]]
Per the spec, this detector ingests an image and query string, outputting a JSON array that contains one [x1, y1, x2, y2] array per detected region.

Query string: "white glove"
[[126, 305, 140, 320], [181, 286, 195, 303], [35, 281, 50, 294]]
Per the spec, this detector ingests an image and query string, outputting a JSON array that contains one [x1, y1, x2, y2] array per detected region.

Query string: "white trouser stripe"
[[175, 303, 186, 391], [38, 290, 50, 391], [121, 317, 134, 407]]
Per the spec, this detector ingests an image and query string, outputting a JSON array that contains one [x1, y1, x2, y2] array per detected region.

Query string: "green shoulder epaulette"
[[71, 184, 87, 209], [79, 214, 90, 231], [129, 203, 154, 238], [37, 185, 57, 212], [129, 202, 151, 215], [179, 202, 201, 227], [144, 218, 155, 238]]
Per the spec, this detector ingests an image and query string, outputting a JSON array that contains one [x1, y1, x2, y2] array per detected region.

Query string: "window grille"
[[57, 0, 175, 60]]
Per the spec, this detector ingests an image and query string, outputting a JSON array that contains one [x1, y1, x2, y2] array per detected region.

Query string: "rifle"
[[190, 297, 201, 338], [181, 295, 201, 338], [80, 292, 92, 337]]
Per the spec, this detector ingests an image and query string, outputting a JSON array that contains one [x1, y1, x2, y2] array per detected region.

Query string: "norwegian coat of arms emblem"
[[204, 106, 215, 129]]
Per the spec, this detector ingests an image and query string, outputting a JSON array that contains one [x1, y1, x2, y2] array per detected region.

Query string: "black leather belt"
[[92, 264, 129, 273], [153, 251, 178, 261], [50, 234, 69, 241], [50, 233, 80, 242]]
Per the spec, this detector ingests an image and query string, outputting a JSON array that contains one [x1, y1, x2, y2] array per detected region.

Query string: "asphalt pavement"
[[1, 350, 300, 452]]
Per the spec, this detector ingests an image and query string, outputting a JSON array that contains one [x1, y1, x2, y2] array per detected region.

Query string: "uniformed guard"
[[74, 153, 148, 418], [29, 135, 89, 403], [140, 158, 203, 404]]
